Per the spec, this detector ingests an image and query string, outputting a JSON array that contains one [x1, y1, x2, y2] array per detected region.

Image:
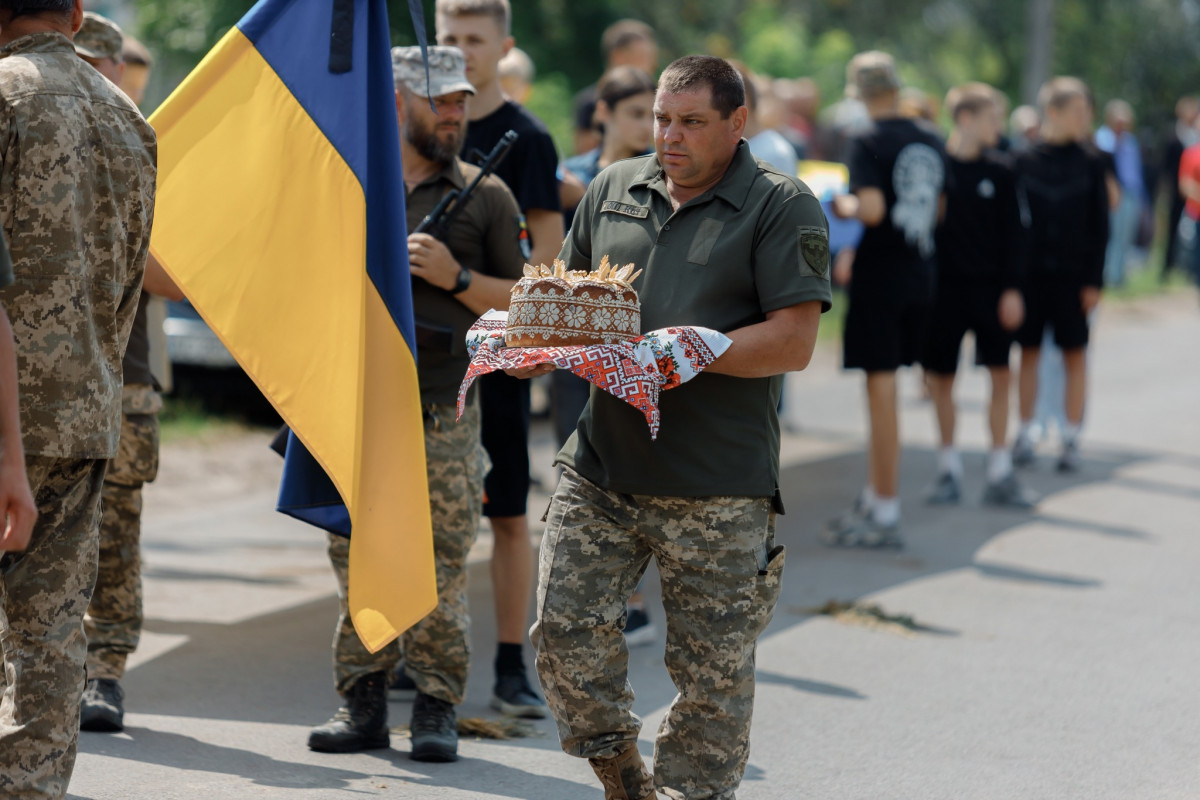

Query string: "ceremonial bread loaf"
[[505, 256, 642, 347]]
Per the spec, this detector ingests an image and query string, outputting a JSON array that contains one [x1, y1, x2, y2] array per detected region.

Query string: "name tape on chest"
[[601, 201, 651, 219]]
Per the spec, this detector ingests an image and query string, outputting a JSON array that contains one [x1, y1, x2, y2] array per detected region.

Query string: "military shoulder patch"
[[601, 201, 650, 219], [798, 225, 830, 278]]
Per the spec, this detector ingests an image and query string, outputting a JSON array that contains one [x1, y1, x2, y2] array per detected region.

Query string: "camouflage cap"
[[392, 46, 475, 98], [850, 51, 901, 100], [74, 11, 123, 61]]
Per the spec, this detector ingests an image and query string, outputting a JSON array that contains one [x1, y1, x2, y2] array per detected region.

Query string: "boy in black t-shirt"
[[825, 51, 948, 548], [1011, 77, 1108, 473], [428, 0, 562, 721], [923, 83, 1036, 509]]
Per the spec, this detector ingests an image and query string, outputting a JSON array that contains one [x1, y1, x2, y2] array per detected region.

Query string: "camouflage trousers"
[[0, 457, 106, 800], [531, 469, 786, 800], [327, 400, 485, 704], [84, 388, 161, 680]]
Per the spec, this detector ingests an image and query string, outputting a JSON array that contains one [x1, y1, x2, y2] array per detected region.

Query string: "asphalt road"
[[68, 291, 1200, 799]]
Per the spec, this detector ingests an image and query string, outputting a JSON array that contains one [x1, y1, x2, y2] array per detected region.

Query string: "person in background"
[[571, 17, 658, 155], [730, 61, 798, 177], [1009, 105, 1040, 152], [1011, 77, 1109, 474], [1161, 96, 1199, 281], [308, 46, 526, 762], [497, 45, 533, 105], [118, 33, 151, 106], [435, 0, 562, 721], [73, 10, 185, 736], [922, 83, 1034, 509], [1179, 113, 1200, 283], [899, 86, 939, 125], [1095, 99, 1145, 287], [826, 51, 948, 549]]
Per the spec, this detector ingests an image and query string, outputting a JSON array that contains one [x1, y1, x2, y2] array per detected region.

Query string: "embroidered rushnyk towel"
[[457, 310, 732, 440]]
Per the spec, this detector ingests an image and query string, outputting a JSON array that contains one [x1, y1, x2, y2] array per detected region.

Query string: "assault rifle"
[[413, 129, 519, 352]]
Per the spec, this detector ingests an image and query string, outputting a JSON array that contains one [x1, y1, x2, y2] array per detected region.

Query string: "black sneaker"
[[388, 662, 417, 702], [490, 670, 548, 719], [410, 692, 458, 763], [623, 606, 658, 647], [924, 471, 962, 506], [308, 671, 390, 753], [983, 472, 1038, 509], [1012, 434, 1036, 468], [1057, 439, 1081, 473], [80, 678, 125, 733]]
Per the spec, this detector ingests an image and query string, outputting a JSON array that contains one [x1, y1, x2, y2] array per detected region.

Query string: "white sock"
[[938, 447, 963, 478], [1017, 420, 1035, 442], [859, 485, 877, 510], [1063, 423, 1081, 445], [987, 448, 1013, 482], [872, 496, 901, 527]]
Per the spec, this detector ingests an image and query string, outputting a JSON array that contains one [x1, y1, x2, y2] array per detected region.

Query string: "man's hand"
[[998, 289, 1025, 332], [0, 452, 36, 552], [1080, 286, 1101, 314], [503, 364, 556, 379], [408, 233, 461, 291]]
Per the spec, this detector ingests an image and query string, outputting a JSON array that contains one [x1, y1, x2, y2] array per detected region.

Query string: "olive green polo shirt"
[[409, 158, 526, 404], [556, 141, 832, 499]]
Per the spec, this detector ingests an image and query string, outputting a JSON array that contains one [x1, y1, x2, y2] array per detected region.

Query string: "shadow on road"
[[78, 436, 1157, 793]]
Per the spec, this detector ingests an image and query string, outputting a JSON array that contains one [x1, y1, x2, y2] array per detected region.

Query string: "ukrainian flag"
[[148, 0, 435, 652]]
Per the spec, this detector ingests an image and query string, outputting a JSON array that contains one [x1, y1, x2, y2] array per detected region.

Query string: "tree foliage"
[[134, 0, 1200, 155]]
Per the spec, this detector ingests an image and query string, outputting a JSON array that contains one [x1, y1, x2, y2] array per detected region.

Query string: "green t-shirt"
[[408, 159, 527, 404], [556, 142, 832, 499]]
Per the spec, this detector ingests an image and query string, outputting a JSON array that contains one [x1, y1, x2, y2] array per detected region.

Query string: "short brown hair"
[[1038, 76, 1088, 113], [122, 35, 153, 68], [601, 19, 656, 60], [596, 66, 655, 110], [435, 0, 510, 36], [658, 55, 745, 119], [946, 82, 996, 121]]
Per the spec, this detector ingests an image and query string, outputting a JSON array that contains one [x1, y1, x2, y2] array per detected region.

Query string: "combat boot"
[[410, 691, 458, 762], [80, 678, 125, 733], [307, 671, 389, 752], [589, 745, 656, 800]]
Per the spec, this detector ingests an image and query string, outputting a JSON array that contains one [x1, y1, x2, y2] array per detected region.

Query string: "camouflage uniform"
[[83, 385, 162, 681], [0, 32, 156, 799], [532, 470, 785, 800], [328, 400, 486, 704]]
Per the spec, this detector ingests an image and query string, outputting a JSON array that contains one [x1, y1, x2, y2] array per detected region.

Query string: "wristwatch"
[[450, 267, 472, 295]]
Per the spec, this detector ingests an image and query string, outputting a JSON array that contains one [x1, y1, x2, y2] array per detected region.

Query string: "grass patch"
[[1105, 262, 1193, 302], [159, 395, 250, 444]]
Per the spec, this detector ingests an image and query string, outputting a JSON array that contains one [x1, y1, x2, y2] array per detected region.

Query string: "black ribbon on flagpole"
[[408, 0, 436, 112], [329, 0, 354, 73]]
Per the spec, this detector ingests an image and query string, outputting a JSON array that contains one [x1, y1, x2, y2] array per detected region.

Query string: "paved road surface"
[[68, 293, 1200, 799]]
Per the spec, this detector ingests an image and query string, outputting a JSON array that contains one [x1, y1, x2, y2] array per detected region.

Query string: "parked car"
[[165, 300, 238, 368]]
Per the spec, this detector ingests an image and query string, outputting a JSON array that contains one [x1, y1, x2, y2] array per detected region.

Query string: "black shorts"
[[478, 372, 531, 518], [923, 283, 1014, 375], [1015, 278, 1089, 350], [843, 275, 932, 372]]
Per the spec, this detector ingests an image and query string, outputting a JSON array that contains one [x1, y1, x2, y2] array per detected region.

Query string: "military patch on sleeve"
[[798, 225, 830, 278], [517, 214, 532, 260], [601, 201, 651, 219]]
